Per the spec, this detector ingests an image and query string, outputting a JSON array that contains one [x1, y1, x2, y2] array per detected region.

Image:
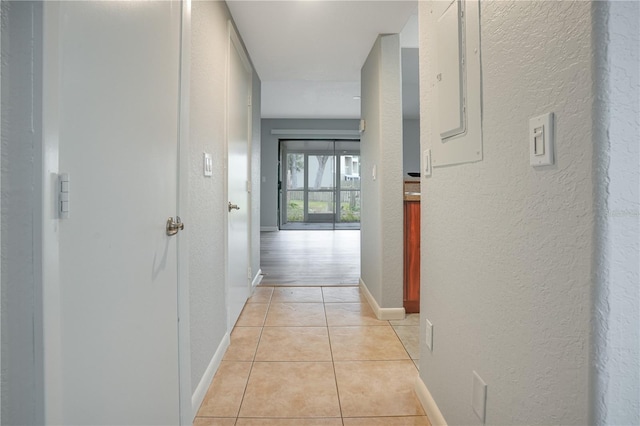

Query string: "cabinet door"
[[404, 201, 421, 313]]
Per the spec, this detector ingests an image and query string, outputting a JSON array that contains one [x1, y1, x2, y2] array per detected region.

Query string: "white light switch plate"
[[203, 153, 213, 177], [529, 112, 554, 166]]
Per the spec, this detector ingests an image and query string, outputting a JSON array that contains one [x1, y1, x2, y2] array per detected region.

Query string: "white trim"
[[359, 278, 406, 320], [191, 332, 231, 418], [260, 226, 279, 232], [251, 268, 263, 289], [415, 376, 448, 426], [270, 129, 360, 136], [177, 1, 193, 424]]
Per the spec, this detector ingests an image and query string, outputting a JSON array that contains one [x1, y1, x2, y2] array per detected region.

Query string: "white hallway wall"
[[189, 0, 261, 407], [360, 34, 403, 311], [418, 1, 639, 424]]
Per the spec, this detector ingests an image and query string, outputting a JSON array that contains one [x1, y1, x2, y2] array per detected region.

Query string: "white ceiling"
[[226, 0, 418, 119]]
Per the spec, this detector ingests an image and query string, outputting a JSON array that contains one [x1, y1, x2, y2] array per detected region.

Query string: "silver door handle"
[[228, 202, 240, 212], [166, 216, 185, 236]]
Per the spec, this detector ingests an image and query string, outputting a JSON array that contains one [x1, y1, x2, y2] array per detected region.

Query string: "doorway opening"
[[279, 139, 361, 230]]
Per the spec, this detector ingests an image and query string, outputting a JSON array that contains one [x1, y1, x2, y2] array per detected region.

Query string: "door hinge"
[[247, 267, 252, 279], [58, 173, 70, 219], [246, 180, 252, 193], [248, 95, 252, 107]]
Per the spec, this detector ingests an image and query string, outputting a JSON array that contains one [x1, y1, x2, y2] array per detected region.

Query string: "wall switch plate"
[[425, 318, 433, 351], [423, 149, 432, 177], [203, 153, 213, 177], [529, 112, 554, 166], [472, 371, 487, 423]]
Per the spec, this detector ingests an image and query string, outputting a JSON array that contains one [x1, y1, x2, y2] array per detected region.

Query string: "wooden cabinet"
[[403, 181, 420, 313]]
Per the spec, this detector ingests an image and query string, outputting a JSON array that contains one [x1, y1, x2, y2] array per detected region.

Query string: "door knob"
[[166, 216, 185, 236], [228, 202, 240, 212]]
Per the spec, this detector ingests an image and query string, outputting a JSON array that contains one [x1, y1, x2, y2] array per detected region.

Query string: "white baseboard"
[[251, 269, 263, 289], [415, 376, 447, 426], [191, 332, 231, 418], [359, 278, 405, 320], [260, 226, 278, 232]]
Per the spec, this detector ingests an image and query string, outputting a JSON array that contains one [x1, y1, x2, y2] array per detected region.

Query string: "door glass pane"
[[308, 191, 335, 216], [339, 155, 360, 224], [284, 153, 305, 223], [286, 190, 304, 222], [340, 155, 360, 189], [340, 191, 360, 222], [307, 155, 335, 190], [286, 153, 304, 190]]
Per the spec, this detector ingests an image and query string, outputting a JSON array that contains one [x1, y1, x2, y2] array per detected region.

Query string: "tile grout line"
[[390, 324, 418, 369], [233, 288, 273, 423], [323, 287, 346, 426]]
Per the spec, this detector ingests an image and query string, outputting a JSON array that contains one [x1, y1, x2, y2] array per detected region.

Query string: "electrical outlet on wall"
[[472, 371, 487, 423], [425, 319, 433, 351]]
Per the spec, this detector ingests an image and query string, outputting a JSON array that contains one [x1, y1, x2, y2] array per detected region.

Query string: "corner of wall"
[[590, 1, 640, 424], [359, 278, 405, 320]]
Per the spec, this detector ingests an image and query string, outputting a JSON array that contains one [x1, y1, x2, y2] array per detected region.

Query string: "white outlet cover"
[[472, 370, 487, 423], [425, 318, 433, 351]]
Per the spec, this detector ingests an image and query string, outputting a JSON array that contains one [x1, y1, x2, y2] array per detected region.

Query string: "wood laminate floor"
[[260, 230, 360, 286]]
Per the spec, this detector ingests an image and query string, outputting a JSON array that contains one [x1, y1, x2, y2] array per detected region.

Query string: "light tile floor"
[[195, 286, 428, 426]]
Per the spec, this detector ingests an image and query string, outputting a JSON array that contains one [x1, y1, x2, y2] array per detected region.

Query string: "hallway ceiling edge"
[[226, 0, 418, 119]]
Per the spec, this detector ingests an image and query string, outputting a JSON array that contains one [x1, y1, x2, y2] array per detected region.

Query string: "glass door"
[[307, 154, 336, 223], [284, 152, 305, 224], [280, 140, 360, 230], [338, 154, 360, 224]]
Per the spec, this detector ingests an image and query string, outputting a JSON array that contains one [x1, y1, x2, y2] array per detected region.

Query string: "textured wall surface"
[[189, 0, 260, 393], [259, 118, 358, 229], [189, 0, 230, 393], [419, 1, 595, 424], [0, 2, 43, 424], [592, 1, 640, 424], [360, 34, 403, 308], [403, 119, 420, 175]]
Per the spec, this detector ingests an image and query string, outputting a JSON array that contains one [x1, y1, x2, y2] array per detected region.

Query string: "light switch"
[[423, 149, 432, 177], [203, 153, 213, 177], [529, 113, 554, 166]]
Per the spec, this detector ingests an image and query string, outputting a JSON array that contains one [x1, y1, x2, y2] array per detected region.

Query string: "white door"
[[54, 2, 182, 424], [227, 25, 252, 329]]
